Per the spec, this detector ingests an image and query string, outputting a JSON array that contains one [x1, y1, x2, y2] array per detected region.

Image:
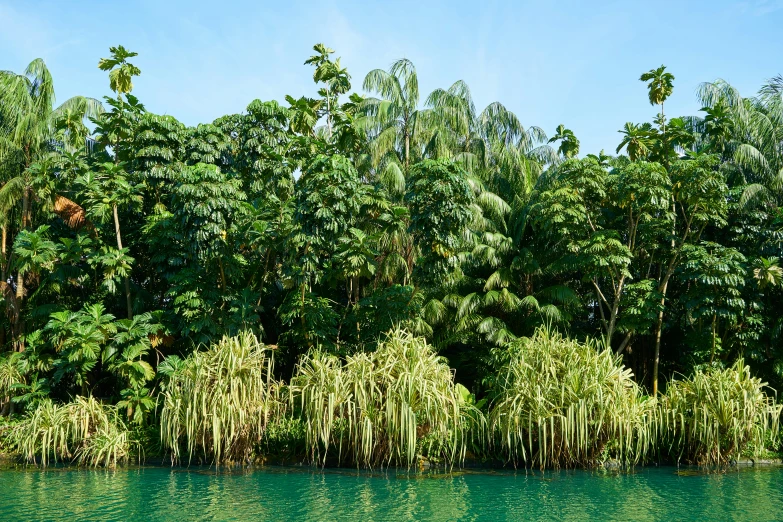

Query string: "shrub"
[[160, 332, 283, 464], [291, 329, 482, 468], [12, 396, 134, 467], [658, 359, 781, 466], [0, 353, 24, 414], [488, 327, 656, 468]]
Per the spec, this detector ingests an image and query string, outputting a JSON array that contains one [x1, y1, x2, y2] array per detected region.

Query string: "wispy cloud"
[[734, 0, 783, 15], [0, 3, 82, 62]]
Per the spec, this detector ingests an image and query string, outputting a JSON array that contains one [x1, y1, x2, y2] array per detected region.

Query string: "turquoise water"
[[2, 465, 783, 521]]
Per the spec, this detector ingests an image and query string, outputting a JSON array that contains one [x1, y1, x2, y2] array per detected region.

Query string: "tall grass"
[[0, 353, 23, 413], [13, 396, 134, 467], [160, 332, 282, 464], [488, 327, 656, 468], [292, 329, 482, 468], [657, 359, 781, 466]]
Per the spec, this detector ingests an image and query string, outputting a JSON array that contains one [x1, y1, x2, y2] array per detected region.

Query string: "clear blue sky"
[[2, 0, 782, 155]]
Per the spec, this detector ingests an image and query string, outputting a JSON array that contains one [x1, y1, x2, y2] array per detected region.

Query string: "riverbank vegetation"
[[1, 44, 782, 469]]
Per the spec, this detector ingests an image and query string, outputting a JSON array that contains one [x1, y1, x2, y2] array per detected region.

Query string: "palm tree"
[[640, 65, 675, 134], [0, 59, 101, 348], [0, 59, 103, 164], [694, 79, 783, 208], [425, 79, 553, 213], [616, 122, 654, 161], [363, 59, 425, 173], [426, 80, 482, 163], [548, 124, 580, 159]]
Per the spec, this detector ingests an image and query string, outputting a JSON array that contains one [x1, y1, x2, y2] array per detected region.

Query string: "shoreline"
[[2, 453, 781, 473]]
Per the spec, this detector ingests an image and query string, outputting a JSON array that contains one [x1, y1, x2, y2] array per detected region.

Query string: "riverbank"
[[1, 450, 781, 472]]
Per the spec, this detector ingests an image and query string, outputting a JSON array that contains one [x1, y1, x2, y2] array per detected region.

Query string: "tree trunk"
[[218, 259, 227, 292], [14, 189, 31, 351], [113, 204, 133, 319], [605, 275, 626, 348], [405, 132, 410, 169], [1, 225, 6, 281], [616, 331, 634, 356], [326, 88, 332, 139], [651, 275, 672, 396], [653, 187, 679, 395], [661, 101, 665, 136]]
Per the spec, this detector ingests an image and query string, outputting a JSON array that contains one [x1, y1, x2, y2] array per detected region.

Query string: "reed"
[[488, 327, 656, 468], [657, 359, 781, 466], [0, 353, 23, 413], [159, 332, 282, 464], [13, 396, 133, 467], [292, 329, 482, 468]]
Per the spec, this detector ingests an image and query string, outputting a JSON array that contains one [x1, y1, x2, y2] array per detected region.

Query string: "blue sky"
[[2, 0, 782, 155]]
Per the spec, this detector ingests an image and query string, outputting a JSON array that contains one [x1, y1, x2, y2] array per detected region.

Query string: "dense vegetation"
[[1, 44, 782, 468]]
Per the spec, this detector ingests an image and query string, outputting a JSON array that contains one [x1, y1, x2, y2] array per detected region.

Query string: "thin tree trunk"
[[14, 189, 31, 351], [661, 101, 665, 136], [405, 132, 410, 169], [605, 275, 627, 348], [653, 186, 679, 395], [218, 259, 227, 293], [652, 275, 672, 396], [113, 204, 133, 319], [326, 88, 332, 139], [1, 225, 6, 281], [615, 331, 634, 356]]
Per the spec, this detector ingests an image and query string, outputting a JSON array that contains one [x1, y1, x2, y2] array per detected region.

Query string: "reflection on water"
[[2, 465, 783, 521]]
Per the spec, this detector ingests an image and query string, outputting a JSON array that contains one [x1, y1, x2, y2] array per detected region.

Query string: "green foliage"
[[548, 124, 580, 158], [658, 360, 781, 466], [406, 159, 474, 276], [291, 329, 482, 468], [489, 327, 656, 468], [640, 65, 675, 108], [12, 396, 135, 467], [98, 45, 141, 95], [2, 44, 783, 470], [160, 332, 282, 464], [0, 353, 24, 411]]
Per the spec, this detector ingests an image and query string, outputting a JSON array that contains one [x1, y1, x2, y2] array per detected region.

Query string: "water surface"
[[2, 465, 782, 521]]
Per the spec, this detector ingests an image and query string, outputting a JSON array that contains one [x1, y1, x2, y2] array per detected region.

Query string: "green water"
[[2, 465, 783, 521]]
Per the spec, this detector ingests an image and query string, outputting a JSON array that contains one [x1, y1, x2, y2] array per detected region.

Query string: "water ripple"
[[2, 465, 783, 521]]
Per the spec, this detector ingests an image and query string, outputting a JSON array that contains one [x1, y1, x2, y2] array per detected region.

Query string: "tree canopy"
[[1, 43, 782, 426]]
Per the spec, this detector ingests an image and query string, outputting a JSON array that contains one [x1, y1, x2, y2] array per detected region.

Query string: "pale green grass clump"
[[13, 395, 133, 467], [489, 327, 656, 468], [160, 332, 282, 464], [292, 329, 482, 468], [658, 359, 781, 466], [0, 353, 24, 412]]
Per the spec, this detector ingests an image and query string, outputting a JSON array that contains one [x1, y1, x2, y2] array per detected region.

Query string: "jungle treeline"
[[1, 45, 782, 467]]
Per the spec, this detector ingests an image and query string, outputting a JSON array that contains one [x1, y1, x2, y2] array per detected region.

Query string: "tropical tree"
[[304, 43, 352, 139], [77, 163, 142, 318], [548, 124, 580, 159], [650, 155, 728, 394], [616, 122, 654, 161], [693, 79, 783, 208], [640, 65, 675, 134], [363, 58, 426, 172], [0, 61, 101, 347]]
